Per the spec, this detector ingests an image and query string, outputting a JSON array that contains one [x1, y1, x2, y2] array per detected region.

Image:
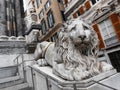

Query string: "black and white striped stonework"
[[6, 0, 17, 36]]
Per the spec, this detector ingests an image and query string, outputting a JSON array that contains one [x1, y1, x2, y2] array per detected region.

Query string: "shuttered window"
[[110, 13, 120, 42], [93, 23, 105, 49], [79, 6, 84, 15], [64, 0, 68, 6], [85, 1, 91, 10], [73, 13, 77, 18], [98, 18, 118, 46]]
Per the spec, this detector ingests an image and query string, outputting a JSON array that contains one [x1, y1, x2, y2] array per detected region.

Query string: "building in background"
[[0, 0, 25, 37], [34, 0, 65, 42], [63, 0, 120, 72], [24, 0, 37, 31]]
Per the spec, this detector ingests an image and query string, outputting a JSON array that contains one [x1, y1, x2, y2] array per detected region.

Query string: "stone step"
[[0, 83, 29, 90], [0, 76, 24, 89], [0, 76, 20, 84], [0, 66, 18, 79]]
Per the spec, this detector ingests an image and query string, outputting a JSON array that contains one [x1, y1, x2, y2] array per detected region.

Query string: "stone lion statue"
[[34, 18, 113, 80]]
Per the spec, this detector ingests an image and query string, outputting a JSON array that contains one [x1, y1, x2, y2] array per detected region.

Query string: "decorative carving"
[[26, 29, 39, 44], [0, 36, 9, 41], [34, 18, 113, 80], [9, 36, 17, 41]]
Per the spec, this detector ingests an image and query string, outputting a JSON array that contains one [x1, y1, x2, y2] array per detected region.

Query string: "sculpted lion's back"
[[34, 18, 113, 80]]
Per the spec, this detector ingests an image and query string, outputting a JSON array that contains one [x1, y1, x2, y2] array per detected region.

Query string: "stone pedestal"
[[31, 65, 120, 90]]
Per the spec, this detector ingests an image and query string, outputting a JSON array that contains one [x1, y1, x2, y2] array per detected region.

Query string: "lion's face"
[[54, 18, 100, 80], [65, 19, 96, 49], [57, 18, 99, 56]]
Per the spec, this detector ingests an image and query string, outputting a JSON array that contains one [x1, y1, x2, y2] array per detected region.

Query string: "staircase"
[[0, 57, 32, 90], [0, 41, 33, 90]]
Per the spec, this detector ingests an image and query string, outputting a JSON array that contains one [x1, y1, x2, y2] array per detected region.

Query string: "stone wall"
[[0, 41, 26, 54], [0, 0, 7, 36]]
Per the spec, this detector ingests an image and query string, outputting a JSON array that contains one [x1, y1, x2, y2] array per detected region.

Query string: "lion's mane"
[[54, 19, 101, 78], [34, 18, 113, 80]]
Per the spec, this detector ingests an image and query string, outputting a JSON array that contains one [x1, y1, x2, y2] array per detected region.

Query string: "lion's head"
[[56, 18, 99, 57], [33, 18, 113, 80], [54, 18, 100, 80]]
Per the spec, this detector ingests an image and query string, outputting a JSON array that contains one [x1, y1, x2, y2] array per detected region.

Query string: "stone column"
[[15, 0, 23, 36], [11, 0, 17, 36], [6, 0, 13, 36], [0, 0, 7, 36]]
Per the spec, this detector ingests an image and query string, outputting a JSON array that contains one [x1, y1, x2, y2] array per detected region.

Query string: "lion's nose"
[[79, 35, 86, 40]]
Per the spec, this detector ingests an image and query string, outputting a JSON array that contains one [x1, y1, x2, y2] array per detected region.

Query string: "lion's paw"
[[73, 69, 89, 80], [101, 62, 113, 72], [37, 59, 48, 66]]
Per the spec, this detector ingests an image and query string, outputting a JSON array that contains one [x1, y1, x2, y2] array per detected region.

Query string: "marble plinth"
[[31, 65, 120, 90]]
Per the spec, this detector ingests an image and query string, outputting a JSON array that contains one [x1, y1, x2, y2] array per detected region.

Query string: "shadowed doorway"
[[108, 51, 120, 72]]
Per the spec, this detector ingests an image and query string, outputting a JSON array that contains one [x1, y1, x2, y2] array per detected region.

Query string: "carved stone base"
[[31, 65, 120, 90]]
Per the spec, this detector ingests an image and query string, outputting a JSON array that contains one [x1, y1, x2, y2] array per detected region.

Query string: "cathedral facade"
[[0, 0, 25, 37]]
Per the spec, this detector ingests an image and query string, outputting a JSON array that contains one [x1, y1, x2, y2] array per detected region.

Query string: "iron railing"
[[13, 54, 34, 82], [13, 54, 25, 80]]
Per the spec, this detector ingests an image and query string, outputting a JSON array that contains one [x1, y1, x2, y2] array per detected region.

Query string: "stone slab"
[[0, 65, 17, 78], [31, 65, 119, 90], [0, 41, 26, 54]]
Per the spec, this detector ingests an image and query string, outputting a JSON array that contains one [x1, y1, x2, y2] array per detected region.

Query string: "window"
[[58, 0, 63, 3], [44, 0, 51, 10], [51, 33, 58, 42], [98, 18, 118, 46], [36, 0, 42, 8], [41, 19, 47, 35], [91, 0, 100, 5], [73, 13, 77, 18], [61, 11, 66, 21], [38, 9, 44, 19], [47, 10, 55, 28]]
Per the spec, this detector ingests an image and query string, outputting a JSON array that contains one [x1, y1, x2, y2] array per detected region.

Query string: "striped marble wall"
[[0, 0, 24, 37]]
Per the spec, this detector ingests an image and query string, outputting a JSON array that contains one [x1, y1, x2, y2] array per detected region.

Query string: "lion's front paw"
[[73, 69, 90, 80], [37, 59, 48, 66], [101, 62, 113, 72]]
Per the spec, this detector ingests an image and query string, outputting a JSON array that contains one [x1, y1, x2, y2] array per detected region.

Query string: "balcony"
[[81, 0, 113, 21], [64, 0, 85, 14]]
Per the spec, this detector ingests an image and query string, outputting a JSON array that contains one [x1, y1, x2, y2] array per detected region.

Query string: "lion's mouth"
[[80, 42, 88, 47], [75, 42, 89, 48]]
